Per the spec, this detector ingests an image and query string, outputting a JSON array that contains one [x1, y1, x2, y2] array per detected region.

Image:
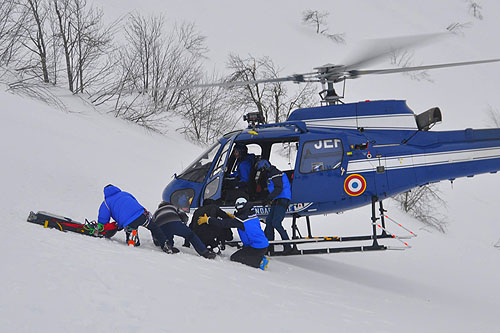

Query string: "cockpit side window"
[[300, 139, 343, 174], [210, 140, 232, 178], [178, 142, 220, 183]]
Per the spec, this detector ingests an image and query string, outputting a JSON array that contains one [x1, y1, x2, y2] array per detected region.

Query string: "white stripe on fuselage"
[[305, 113, 418, 130], [347, 146, 500, 173]]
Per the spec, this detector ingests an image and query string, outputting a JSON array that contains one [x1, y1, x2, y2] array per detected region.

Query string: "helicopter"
[[162, 34, 500, 256]]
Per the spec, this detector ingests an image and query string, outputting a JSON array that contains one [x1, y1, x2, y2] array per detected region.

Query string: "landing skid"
[[227, 197, 407, 256]]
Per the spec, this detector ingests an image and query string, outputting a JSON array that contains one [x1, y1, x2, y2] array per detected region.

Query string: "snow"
[[2, 0, 500, 332]]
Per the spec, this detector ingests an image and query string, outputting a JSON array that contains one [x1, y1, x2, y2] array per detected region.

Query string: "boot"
[[126, 228, 140, 247], [162, 241, 180, 254], [259, 256, 269, 270], [200, 250, 216, 259]]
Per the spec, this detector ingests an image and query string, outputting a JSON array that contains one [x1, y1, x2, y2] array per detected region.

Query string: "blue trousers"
[[152, 221, 208, 255], [264, 200, 290, 241]]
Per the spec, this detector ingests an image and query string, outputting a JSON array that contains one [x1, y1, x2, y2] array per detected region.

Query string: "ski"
[[27, 211, 118, 238]]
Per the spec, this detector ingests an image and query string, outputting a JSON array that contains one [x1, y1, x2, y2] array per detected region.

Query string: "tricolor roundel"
[[344, 174, 367, 196]]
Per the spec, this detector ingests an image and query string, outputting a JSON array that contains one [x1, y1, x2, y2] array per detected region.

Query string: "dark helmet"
[[234, 143, 248, 156], [256, 159, 271, 171]]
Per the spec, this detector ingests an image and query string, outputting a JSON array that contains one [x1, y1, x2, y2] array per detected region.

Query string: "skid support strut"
[[291, 214, 312, 239], [371, 196, 379, 247]]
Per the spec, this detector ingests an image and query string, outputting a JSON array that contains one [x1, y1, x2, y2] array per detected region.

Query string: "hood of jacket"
[[104, 185, 121, 198]]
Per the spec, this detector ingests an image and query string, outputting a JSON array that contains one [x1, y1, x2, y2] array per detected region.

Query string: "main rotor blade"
[[341, 33, 447, 72], [186, 73, 317, 89], [349, 58, 500, 77]]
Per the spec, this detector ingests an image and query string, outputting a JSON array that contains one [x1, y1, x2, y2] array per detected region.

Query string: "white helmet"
[[235, 197, 248, 210]]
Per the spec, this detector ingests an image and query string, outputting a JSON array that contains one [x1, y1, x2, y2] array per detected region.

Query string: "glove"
[[197, 214, 209, 225]]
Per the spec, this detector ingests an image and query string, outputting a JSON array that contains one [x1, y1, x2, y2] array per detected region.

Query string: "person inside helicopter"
[[223, 143, 256, 202]]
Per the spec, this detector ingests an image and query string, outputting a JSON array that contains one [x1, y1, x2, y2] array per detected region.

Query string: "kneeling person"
[[150, 201, 216, 259], [97, 184, 151, 246], [198, 197, 269, 269], [189, 199, 234, 252]]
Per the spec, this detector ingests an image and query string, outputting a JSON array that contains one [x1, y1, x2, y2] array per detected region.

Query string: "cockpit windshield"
[[177, 142, 221, 183]]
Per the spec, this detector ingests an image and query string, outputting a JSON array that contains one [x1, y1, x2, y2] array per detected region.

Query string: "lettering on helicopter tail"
[[287, 202, 313, 213], [344, 174, 367, 196], [253, 202, 314, 216], [255, 206, 271, 215]]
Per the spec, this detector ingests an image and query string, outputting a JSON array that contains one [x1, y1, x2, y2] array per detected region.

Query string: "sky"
[[1, 1, 500, 332]]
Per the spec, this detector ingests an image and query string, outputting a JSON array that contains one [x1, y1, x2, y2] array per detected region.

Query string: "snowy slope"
[[2, 0, 500, 332], [1, 84, 499, 333]]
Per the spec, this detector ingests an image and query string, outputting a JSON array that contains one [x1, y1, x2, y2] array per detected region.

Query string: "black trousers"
[[230, 246, 268, 268], [125, 212, 151, 246]]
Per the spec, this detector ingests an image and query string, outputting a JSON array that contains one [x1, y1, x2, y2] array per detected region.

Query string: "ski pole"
[[376, 223, 411, 248], [384, 215, 417, 237]]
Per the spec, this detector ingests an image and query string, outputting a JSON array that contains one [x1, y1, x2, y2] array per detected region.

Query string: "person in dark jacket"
[[198, 197, 269, 269], [97, 184, 151, 246], [187, 199, 234, 252], [150, 201, 216, 259], [255, 160, 293, 253]]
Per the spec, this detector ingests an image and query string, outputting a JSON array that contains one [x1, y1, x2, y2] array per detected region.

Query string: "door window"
[[269, 141, 298, 172], [300, 139, 343, 174]]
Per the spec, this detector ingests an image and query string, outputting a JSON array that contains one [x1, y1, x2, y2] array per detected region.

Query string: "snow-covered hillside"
[[2, 0, 500, 332]]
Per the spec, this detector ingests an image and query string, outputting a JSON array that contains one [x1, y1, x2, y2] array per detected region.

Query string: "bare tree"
[[302, 9, 329, 34], [16, 0, 52, 83], [466, 1, 483, 20], [0, 0, 24, 66], [179, 72, 237, 144], [302, 9, 345, 44], [226, 54, 317, 124], [392, 184, 448, 233], [51, 0, 114, 93], [52, 0, 75, 91], [96, 14, 206, 132], [71, 0, 114, 93]]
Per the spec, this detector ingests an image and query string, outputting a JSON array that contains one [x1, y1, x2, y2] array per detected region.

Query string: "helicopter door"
[[292, 137, 347, 203], [201, 138, 234, 203]]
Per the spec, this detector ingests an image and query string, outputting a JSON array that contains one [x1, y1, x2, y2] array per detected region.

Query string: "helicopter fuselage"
[[162, 100, 500, 218]]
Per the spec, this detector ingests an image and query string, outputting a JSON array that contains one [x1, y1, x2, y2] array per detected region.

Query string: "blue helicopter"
[[162, 40, 500, 255]]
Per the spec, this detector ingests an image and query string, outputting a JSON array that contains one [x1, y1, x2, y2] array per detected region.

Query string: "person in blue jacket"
[[225, 143, 256, 199], [97, 184, 151, 246], [255, 160, 293, 253], [198, 197, 269, 270]]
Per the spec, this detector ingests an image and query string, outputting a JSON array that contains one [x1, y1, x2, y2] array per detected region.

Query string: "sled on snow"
[[27, 211, 118, 238]]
